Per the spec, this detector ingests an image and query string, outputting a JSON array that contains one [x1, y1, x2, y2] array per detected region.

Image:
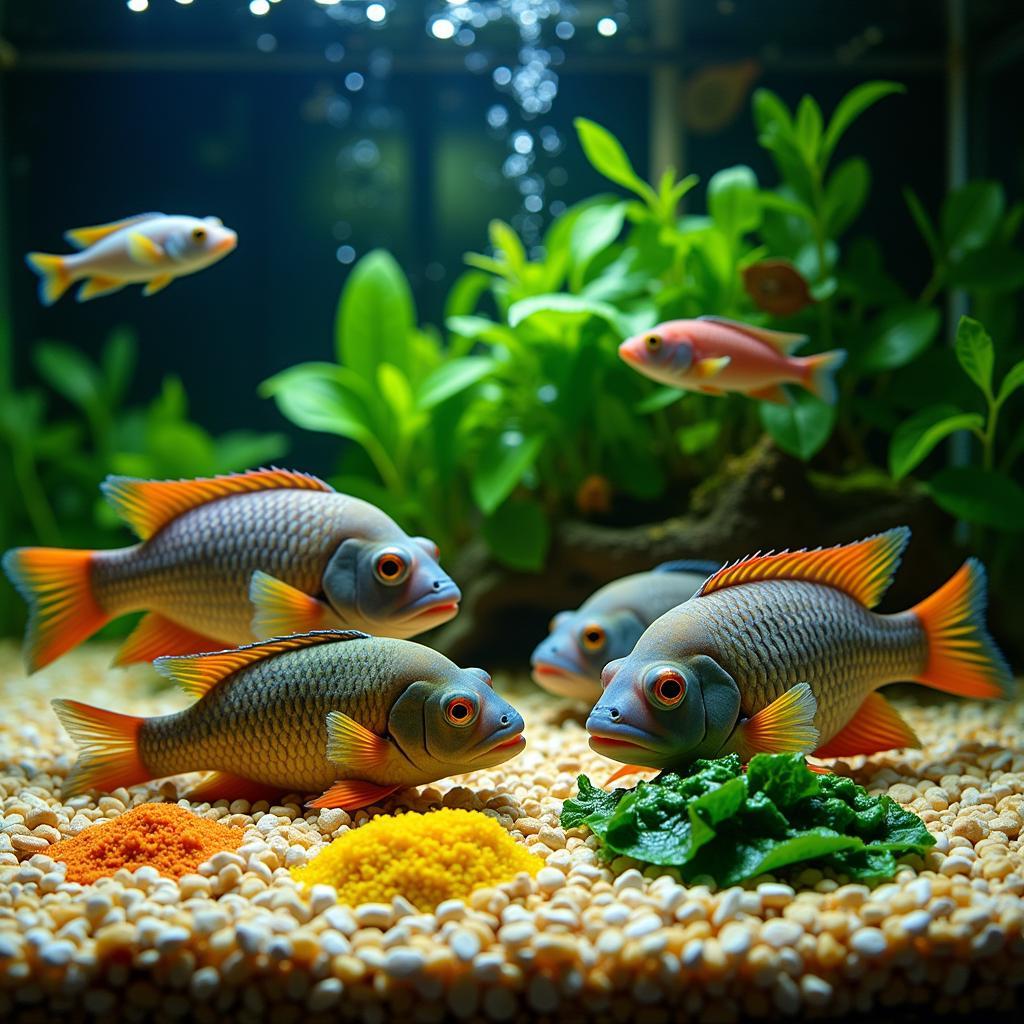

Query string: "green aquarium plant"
[[561, 753, 935, 887]]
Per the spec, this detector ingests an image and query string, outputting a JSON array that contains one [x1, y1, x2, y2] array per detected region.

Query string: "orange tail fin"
[[51, 699, 150, 797], [802, 349, 847, 404], [911, 559, 1012, 700], [2, 548, 110, 672]]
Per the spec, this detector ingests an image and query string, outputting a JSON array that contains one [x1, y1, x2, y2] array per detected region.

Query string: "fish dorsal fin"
[[652, 559, 722, 577], [697, 527, 910, 609], [64, 213, 164, 249], [698, 315, 808, 354], [101, 468, 334, 540], [154, 629, 369, 698]]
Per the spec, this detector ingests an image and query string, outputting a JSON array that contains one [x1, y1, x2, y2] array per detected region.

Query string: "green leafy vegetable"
[[561, 753, 934, 887]]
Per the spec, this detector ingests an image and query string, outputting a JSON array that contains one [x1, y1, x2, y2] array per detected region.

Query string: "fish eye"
[[580, 623, 606, 652], [192, 227, 207, 243], [445, 695, 478, 727], [645, 666, 686, 709], [644, 334, 662, 353], [373, 548, 410, 586]]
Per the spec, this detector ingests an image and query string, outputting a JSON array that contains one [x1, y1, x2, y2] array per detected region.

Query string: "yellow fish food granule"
[[292, 808, 543, 909]]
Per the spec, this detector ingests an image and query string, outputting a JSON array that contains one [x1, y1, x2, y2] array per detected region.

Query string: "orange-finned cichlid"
[[2, 468, 461, 673], [588, 527, 1012, 776], [26, 213, 237, 305], [619, 315, 846, 404], [52, 630, 526, 811], [531, 561, 720, 703]]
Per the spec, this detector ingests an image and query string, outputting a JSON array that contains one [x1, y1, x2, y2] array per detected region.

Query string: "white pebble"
[[761, 919, 803, 948], [901, 910, 932, 936], [39, 940, 75, 967], [450, 928, 481, 962], [307, 977, 343, 1012], [719, 923, 753, 956], [536, 867, 565, 893], [354, 903, 392, 929], [623, 913, 661, 939], [850, 927, 888, 956], [385, 946, 425, 978]]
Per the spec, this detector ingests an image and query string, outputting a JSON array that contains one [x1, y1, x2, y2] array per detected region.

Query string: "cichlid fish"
[[3, 468, 460, 673], [619, 315, 846, 404], [531, 561, 720, 703], [26, 212, 237, 305], [588, 528, 1012, 773], [51, 630, 526, 811]]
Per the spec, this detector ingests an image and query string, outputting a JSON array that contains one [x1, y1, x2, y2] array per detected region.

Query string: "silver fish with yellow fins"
[[588, 527, 1012, 773], [26, 213, 237, 305], [531, 560, 720, 703], [52, 630, 526, 811], [2, 468, 460, 673]]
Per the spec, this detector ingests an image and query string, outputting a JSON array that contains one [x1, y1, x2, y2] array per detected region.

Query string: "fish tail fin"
[[2, 547, 110, 673], [802, 349, 847, 404], [911, 558, 1013, 700], [25, 252, 73, 306], [51, 699, 149, 797]]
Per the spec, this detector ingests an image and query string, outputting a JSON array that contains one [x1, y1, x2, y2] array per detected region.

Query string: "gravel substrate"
[[1, 642, 1023, 1022]]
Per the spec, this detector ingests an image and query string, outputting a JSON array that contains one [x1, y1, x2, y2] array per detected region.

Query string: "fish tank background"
[[1, 0, 1023, 669]]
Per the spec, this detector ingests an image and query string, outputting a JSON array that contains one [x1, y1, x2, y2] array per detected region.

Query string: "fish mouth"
[[531, 663, 600, 701], [586, 721, 663, 758], [471, 719, 526, 759], [618, 342, 642, 365], [214, 234, 237, 254], [409, 599, 460, 623]]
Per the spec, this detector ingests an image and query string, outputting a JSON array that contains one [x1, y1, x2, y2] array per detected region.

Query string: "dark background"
[[1, 0, 1022, 472]]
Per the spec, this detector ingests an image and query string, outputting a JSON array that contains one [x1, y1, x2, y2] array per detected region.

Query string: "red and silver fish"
[[588, 528, 1012, 774], [52, 630, 525, 811], [619, 315, 845, 404], [3, 469, 460, 672]]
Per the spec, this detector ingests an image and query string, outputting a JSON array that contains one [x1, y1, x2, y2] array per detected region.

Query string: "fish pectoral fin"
[[143, 274, 174, 296], [693, 356, 732, 380], [325, 711, 392, 773], [307, 779, 399, 811], [155, 632, 369, 699], [112, 612, 222, 667], [813, 692, 920, 759], [729, 682, 819, 761], [604, 764, 658, 787], [65, 213, 164, 249], [250, 571, 334, 638], [747, 384, 791, 404], [127, 231, 165, 265], [76, 276, 125, 302], [186, 771, 282, 804]]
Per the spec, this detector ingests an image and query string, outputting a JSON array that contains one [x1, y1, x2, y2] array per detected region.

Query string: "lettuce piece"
[[560, 752, 935, 886]]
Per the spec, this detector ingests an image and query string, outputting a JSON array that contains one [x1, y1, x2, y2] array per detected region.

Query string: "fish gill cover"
[[561, 753, 935, 887]]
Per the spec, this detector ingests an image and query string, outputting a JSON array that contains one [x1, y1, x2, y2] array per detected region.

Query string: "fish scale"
[[92, 490, 369, 641], [140, 639, 438, 791], [688, 580, 926, 742]]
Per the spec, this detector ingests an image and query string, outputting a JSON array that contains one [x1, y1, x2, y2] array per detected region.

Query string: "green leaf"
[[889, 404, 984, 480], [751, 88, 794, 139], [335, 249, 415, 382], [954, 315, 995, 397], [507, 293, 627, 335], [481, 497, 550, 572], [948, 245, 1024, 292], [213, 430, 289, 473], [858, 306, 941, 372], [902, 187, 941, 259], [101, 329, 136, 406], [928, 467, 1024, 531], [33, 342, 102, 413], [561, 776, 623, 830], [635, 387, 684, 415], [821, 81, 904, 163], [574, 117, 657, 205], [377, 363, 417, 428], [488, 220, 526, 279], [677, 420, 720, 454], [444, 269, 493, 320], [760, 391, 836, 461], [942, 181, 1005, 255], [261, 363, 376, 447], [823, 157, 869, 236], [758, 190, 816, 225], [471, 431, 545, 515], [417, 357, 496, 410], [795, 95, 823, 163], [569, 202, 627, 285], [997, 360, 1024, 406], [707, 165, 761, 239]]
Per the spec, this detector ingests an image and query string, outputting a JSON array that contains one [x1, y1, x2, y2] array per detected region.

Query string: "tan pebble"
[[11, 834, 49, 853], [951, 818, 986, 843]]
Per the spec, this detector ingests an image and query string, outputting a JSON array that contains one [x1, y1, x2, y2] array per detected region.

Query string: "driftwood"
[[432, 440, 954, 666]]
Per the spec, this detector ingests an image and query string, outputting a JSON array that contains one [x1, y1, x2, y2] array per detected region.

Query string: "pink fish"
[[619, 316, 846, 404]]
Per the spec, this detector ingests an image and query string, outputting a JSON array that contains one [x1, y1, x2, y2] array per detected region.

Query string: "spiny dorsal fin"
[[101, 468, 334, 540], [698, 315, 808, 355], [154, 629, 369, 698], [64, 213, 164, 250], [697, 527, 910, 609]]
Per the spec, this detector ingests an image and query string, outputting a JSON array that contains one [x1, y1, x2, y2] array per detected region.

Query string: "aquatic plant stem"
[[12, 446, 60, 545]]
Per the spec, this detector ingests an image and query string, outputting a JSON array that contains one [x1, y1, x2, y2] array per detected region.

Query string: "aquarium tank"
[[0, 2, 1022, 1022]]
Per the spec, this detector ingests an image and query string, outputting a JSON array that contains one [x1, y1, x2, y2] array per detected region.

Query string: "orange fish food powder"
[[49, 803, 243, 884]]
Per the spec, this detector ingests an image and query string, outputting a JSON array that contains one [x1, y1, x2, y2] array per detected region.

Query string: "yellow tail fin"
[[2, 548, 110, 673], [25, 252, 73, 306], [911, 559, 1012, 699], [51, 700, 149, 797]]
